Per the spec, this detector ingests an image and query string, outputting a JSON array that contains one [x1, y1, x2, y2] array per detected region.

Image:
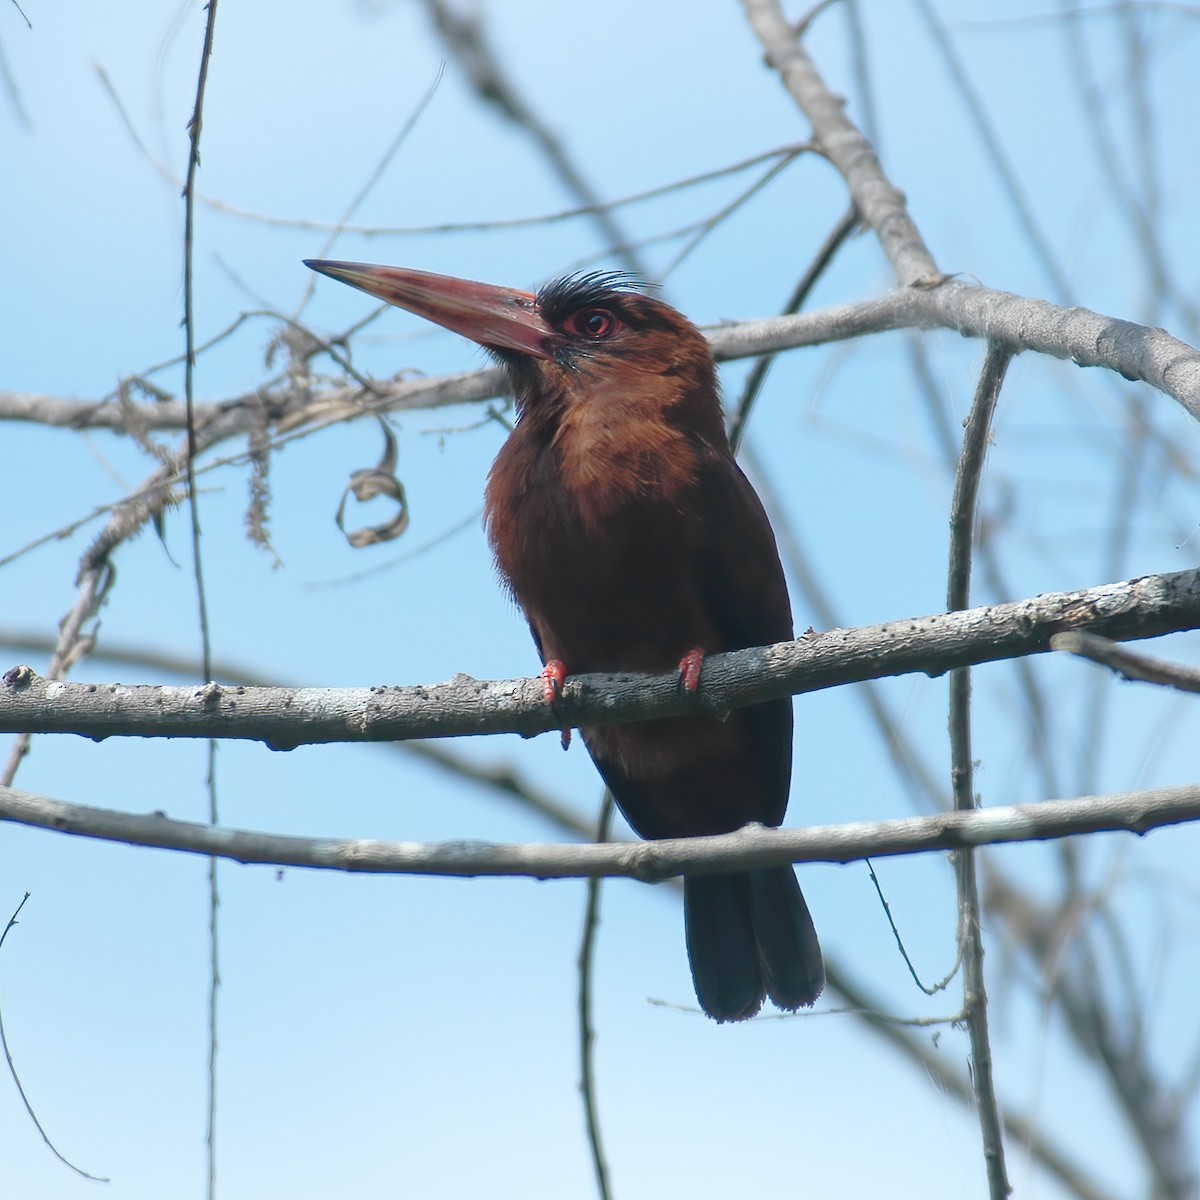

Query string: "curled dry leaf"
[[335, 418, 410, 548]]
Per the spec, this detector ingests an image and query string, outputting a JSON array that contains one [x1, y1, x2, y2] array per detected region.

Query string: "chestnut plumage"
[[305, 259, 825, 1020]]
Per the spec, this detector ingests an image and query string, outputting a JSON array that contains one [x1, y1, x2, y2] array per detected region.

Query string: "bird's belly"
[[581, 705, 787, 839], [492, 479, 793, 842], [510, 517, 719, 673]]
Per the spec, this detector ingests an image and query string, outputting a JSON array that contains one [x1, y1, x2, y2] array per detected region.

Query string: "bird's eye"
[[566, 308, 620, 339]]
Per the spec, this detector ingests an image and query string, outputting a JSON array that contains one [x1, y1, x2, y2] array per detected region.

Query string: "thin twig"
[[865, 859, 961, 996], [180, 6, 221, 1197], [985, 868, 1199, 1197], [293, 64, 445, 315], [1121, 3, 1167, 325], [0, 894, 110, 1183], [182, 2, 218, 686], [302, 508, 482, 589], [908, 337, 1070, 815], [1051, 630, 1200, 693], [742, 0, 939, 285], [913, 0, 1072, 302], [0, 30, 31, 128], [578, 793, 615, 1200], [421, 0, 649, 280], [91, 68, 804, 238], [1059, 2, 1198, 334], [659, 151, 803, 279], [728, 204, 859, 452], [0, 564, 112, 784], [946, 342, 1014, 1199], [830, 963, 1118, 1200], [841, 0, 880, 145]]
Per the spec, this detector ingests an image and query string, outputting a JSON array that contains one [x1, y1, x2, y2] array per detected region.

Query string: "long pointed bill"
[[304, 260, 555, 360]]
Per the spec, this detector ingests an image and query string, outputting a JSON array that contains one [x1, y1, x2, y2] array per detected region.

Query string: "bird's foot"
[[540, 659, 571, 750], [541, 659, 567, 703], [677, 646, 705, 695]]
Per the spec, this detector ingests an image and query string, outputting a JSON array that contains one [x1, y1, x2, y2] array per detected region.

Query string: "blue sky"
[[4, 2, 1200, 1198]]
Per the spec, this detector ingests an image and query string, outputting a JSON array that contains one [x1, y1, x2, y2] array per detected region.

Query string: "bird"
[[305, 258, 825, 1021]]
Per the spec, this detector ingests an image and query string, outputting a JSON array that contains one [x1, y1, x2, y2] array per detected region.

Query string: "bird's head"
[[304, 260, 728, 449]]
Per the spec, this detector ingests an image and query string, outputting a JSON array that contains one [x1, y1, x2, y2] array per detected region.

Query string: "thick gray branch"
[[4, 281, 1199, 437], [2, 569, 1198, 746], [0, 781, 1195, 875], [720, 285, 1200, 424], [742, 0, 939, 285]]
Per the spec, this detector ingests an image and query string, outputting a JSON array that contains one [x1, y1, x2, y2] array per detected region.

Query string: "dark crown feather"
[[536, 271, 655, 322]]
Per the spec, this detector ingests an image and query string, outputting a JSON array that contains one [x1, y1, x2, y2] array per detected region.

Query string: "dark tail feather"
[[684, 874, 765, 1022], [749, 866, 825, 1010], [684, 867, 824, 1022]]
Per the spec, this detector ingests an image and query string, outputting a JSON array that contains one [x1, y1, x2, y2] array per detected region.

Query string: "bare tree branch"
[[946, 343, 1014, 1200], [1051, 630, 1200, 694], [743, 0, 939, 285], [718, 285, 1200, 422], [5, 278, 1197, 450], [3, 569, 1197, 746], [0, 610, 1134, 1200], [0, 629, 598, 841], [0, 780, 1196, 876]]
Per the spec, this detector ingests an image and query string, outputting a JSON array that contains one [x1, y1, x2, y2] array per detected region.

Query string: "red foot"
[[540, 659, 571, 750], [541, 659, 567, 703], [678, 646, 705, 695]]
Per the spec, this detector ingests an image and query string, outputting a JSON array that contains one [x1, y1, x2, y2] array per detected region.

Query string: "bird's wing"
[[581, 453, 796, 837], [688, 453, 794, 828], [691, 454, 794, 649]]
